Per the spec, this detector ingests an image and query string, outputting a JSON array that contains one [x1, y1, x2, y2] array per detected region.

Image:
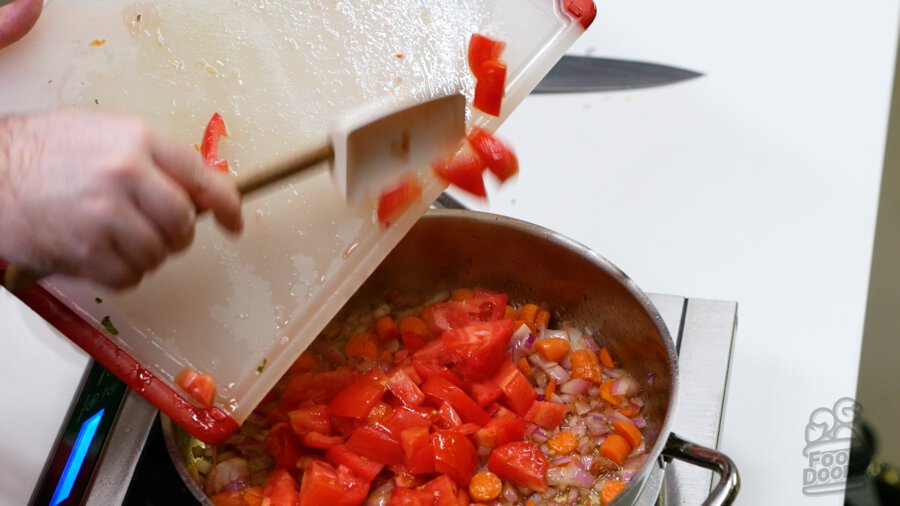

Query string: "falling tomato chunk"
[[176, 368, 216, 407], [377, 175, 422, 227]]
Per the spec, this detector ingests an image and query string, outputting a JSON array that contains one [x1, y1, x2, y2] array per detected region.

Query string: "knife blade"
[[532, 55, 703, 94]]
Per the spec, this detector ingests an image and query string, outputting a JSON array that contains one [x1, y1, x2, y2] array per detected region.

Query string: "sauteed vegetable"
[[190, 288, 650, 506]]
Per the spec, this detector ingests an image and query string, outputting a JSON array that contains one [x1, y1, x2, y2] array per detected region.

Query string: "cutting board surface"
[[0, 0, 584, 426]]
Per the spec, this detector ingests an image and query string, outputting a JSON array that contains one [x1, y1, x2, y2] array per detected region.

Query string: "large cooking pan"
[[163, 209, 739, 505]]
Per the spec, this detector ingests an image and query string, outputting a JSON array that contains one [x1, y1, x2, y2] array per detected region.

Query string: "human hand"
[[0, 111, 243, 289], [0, 0, 42, 50]]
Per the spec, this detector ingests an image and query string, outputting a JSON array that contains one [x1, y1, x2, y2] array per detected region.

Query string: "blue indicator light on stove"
[[49, 409, 104, 506]]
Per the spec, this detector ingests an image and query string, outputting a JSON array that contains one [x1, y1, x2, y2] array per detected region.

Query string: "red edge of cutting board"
[[0, 260, 239, 445], [562, 0, 597, 30]]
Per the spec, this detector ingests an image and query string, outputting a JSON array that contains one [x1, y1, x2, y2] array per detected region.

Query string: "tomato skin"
[[280, 369, 358, 412], [523, 400, 567, 430], [468, 33, 506, 80], [377, 176, 422, 227], [175, 368, 216, 407], [327, 373, 388, 419], [432, 430, 478, 486], [487, 441, 549, 492], [422, 375, 491, 426], [469, 381, 504, 407], [380, 406, 436, 437], [297, 461, 369, 506], [473, 59, 507, 117], [430, 152, 487, 198], [466, 127, 519, 182], [302, 431, 346, 449], [201, 112, 229, 171], [264, 468, 300, 506], [325, 444, 385, 482], [386, 368, 426, 407], [346, 424, 405, 466]]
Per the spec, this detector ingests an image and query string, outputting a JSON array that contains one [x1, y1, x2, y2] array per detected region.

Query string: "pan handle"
[[662, 432, 740, 506]]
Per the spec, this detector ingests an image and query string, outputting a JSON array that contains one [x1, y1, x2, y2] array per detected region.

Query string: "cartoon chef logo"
[[802, 397, 863, 496]]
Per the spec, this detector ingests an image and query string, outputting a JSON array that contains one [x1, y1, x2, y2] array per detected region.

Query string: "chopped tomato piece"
[[175, 368, 216, 407], [440, 319, 515, 382], [377, 175, 422, 227], [491, 359, 537, 416], [200, 112, 229, 171], [466, 127, 519, 182], [302, 431, 346, 449], [430, 152, 487, 198], [523, 401, 567, 430], [265, 468, 299, 506], [468, 33, 507, 80], [473, 59, 506, 117], [297, 460, 369, 506], [421, 475, 460, 506], [380, 406, 436, 437], [487, 441, 548, 492], [422, 375, 491, 426], [346, 424, 405, 466], [387, 487, 433, 506], [469, 381, 503, 407], [400, 426, 435, 474], [288, 404, 332, 436], [473, 417, 526, 450], [265, 422, 305, 469], [327, 372, 388, 419], [422, 290, 508, 333], [279, 369, 358, 412], [400, 331, 427, 354], [326, 444, 385, 482], [432, 430, 477, 486], [386, 368, 426, 406]]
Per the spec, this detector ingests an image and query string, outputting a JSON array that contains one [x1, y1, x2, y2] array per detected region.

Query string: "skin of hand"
[[0, 0, 42, 50], [0, 111, 243, 289]]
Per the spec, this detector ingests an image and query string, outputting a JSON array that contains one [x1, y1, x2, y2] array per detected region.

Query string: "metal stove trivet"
[[29, 292, 737, 506]]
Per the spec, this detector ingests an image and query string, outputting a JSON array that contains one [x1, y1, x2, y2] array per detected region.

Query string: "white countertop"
[[2, 1, 898, 504]]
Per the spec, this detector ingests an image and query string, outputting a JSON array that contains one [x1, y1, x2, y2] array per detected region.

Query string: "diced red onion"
[[575, 401, 591, 415], [611, 376, 640, 397], [604, 367, 622, 379], [547, 462, 595, 488], [544, 329, 569, 340], [633, 416, 647, 429], [559, 393, 575, 404], [559, 378, 592, 395], [552, 455, 574, 466], [206, 458, 250, 495], [502, 484, 519, 502], [365, 480, 395, 506], [546, 364, 571, 383], [582, 336, 600, 352], [646, 372, 656, 385], [632, 396, 645, 407], [586, 416, 610, 437], [383, 338, 400, 353]]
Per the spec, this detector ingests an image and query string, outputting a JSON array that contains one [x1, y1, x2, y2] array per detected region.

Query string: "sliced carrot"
[[375, 315, 400, 342], [518, 303, 539, 332], [547, 431, 578, 454], [613, 419, 644, 449], [451, 287, 474, 301], [599, 433, 631, 465], [468, 471, 502, 502], [517, 356, 533, 377], [534, 338, 571, 363], [600, 379, 625, 406], [398, 316, 428, 337], [243, 487, 264, 506], [600, 480, 628, 505], [504, 305, 518, 320], [526, 502, 537, 506], [571, 349, 603, 383], [618, 404, 641, 418], [598, 346, 616, 368], [535, 309, 551, 331], [544, 378, 557, 401], [345, 332, 378, 360]]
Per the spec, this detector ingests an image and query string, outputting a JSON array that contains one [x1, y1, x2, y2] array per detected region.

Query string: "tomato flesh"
[[377, 175, 422, 227], [326, 445, 385, 482], [466, 127, 519, 182], [431, 430, 477, 486], [264, 468, 299, 506], [297, 460, 369, 506], [468, 34, 506, 80], [487, 441, 549, 492], [176, 368, 216, 408], [430, 152, 487, 198], [200, 112, 229, 171], [473, 59, 507, 117]]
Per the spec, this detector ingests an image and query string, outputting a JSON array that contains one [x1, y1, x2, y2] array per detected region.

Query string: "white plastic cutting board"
[[0, 0, 586, 426]]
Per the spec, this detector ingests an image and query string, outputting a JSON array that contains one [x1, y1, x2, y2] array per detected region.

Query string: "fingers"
[[107, 204, 169, 275], [0, 0, 43, 50], [147, 130, 243, 233], [129, 165, 197, 253]]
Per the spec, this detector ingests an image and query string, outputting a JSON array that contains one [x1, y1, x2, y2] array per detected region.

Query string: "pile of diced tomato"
[[202, 288, 645, 506]]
